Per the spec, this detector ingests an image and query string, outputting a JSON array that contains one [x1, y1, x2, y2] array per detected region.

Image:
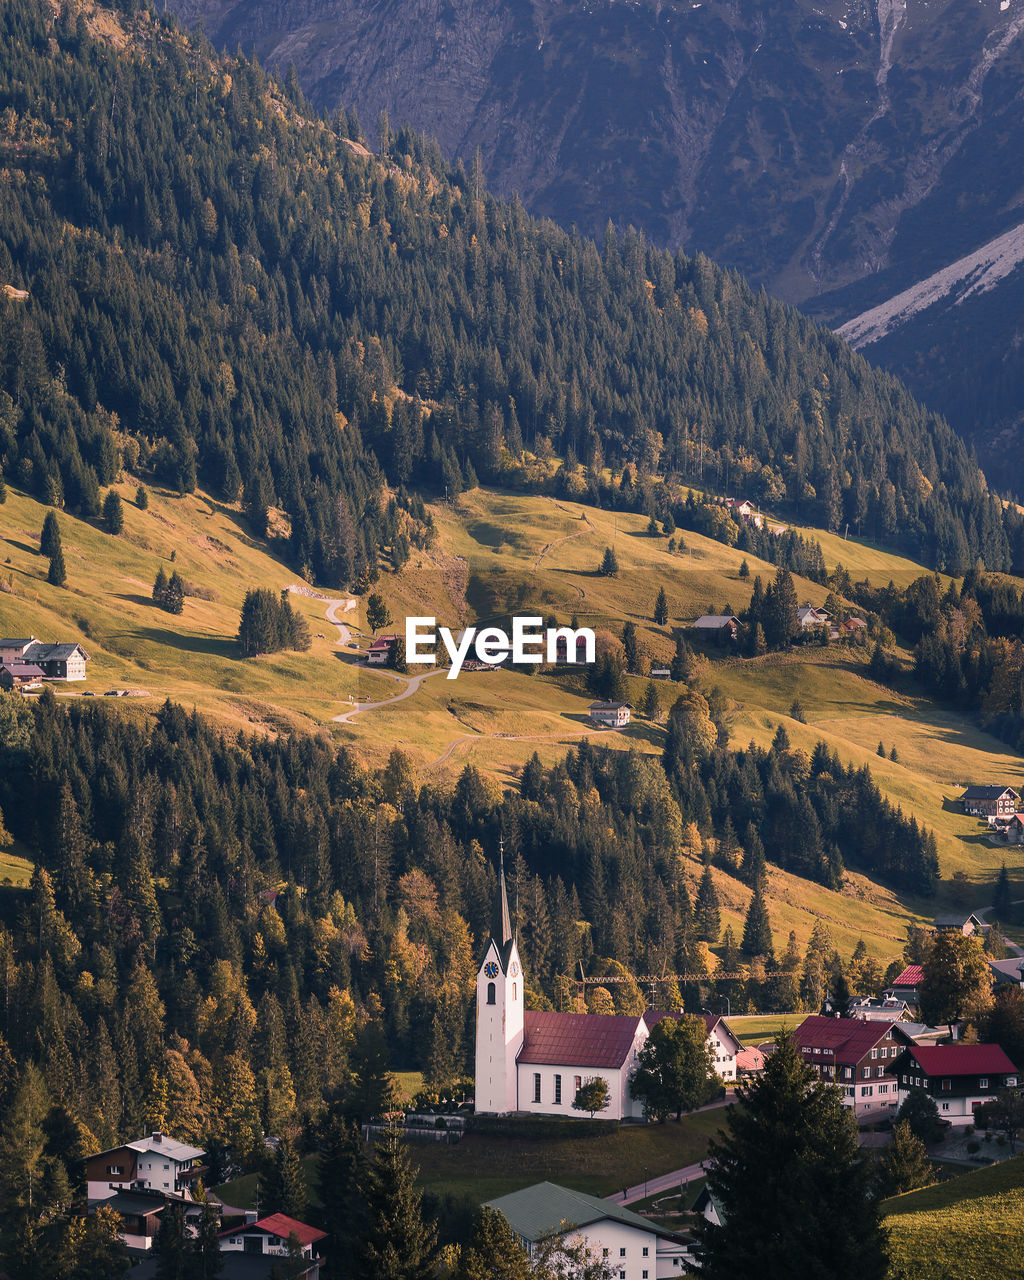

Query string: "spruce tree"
[[695, 866, 721, 944], [878, 1121, 933, 1196], [670, 633, 692, 682], [621, 620, 640, 672], [165, 572, 184, 615], [694, 1033, 888, 1280], [353, 1122, 437, 1280], [262, 1136, 307, 1220], [47, 543, 67, 587], [154, 1202, 189, 1280], [153, 566, 169, 606], [993, 862, 1013, 919], [40, 511, 61, 559], [741, 881, 773, 959], [194, 1199, 224, 1279], [654, 585, 668, 625], [318, 1115, 366, 1279], [600, 546, 619, 576], [136, 485, 149, 509], [103, 490, 124, 534], [456, 1207, 531, 1280], [640, 679, 659, 719]]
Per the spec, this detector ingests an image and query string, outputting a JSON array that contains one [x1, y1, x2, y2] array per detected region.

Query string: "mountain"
[[165, 0, 1024, 484], [2, 0, 1023, 583], [165, 0, 1024, 311]]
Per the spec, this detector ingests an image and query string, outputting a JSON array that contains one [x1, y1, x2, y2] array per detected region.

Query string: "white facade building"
[[488, 1182, 691, 1279], [474, 855, 741, 1119]]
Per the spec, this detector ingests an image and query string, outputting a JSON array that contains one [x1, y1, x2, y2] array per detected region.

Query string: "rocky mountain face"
[[169, 0, 1024, 476]]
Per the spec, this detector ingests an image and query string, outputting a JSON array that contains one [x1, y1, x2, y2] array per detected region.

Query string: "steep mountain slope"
[[167, 0, 1024, 309], [5, 0, 1022, 580]]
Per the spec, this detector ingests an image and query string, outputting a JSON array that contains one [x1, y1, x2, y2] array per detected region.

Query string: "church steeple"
[[498, 837, 513, 946]]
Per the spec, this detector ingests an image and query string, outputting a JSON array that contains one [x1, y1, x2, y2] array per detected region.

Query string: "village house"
[[588, 701, 631, 728], [846, 995, 913, 1022], [933, 912, 987, 936], [958, 785, 1019, 819], [486, 1182, 691, 1279], [0, 635, 89, 681], [649, 665, 671, 680], [723, 497, 764, 529], [0, 661, 45, 691], [85, 1131, 205, 1202], [219, 1213, 327, 1274], [989, 956, 1024, 989], [796, 603, 830, 631], [475, 857, 738, 1120], [792, 1016, 905, 1114], [691, 615, 739, 641], [894, 1043, 1018, 1123], [1004, 814, 1024, 844], [886, 964, 924, 1005], [365, 634, 397, 665]]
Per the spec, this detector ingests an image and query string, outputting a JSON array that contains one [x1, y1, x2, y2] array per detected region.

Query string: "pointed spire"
[[498, 836, 512, 946]]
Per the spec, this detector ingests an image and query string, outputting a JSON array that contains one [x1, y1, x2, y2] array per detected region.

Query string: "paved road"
[[332, 666, 450, 723], [607, 1160, 707, 1207]]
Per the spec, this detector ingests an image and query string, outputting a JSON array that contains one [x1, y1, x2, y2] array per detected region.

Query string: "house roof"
[[98, 1191, 169, 1217], [901, 1044, 1018, 1075], [990, 957, 1024, 983], [933, 913, 986, 930], [588, 701, 630, 711], [125, 1133, 205, 1163], [0, 637, 35, 647], [486, 1181, 680, 1243], [24, 641, 89, 662], [735, 1047, 765, 1071], [693, 615, 739, 628], [226, 1214, 327, 1246], [518, 1011, 642, 1068], [642, 1010, 742, 1053], [960, 785, 1018, 801], [367, 635, 397, 650], [1, 662, 45, 677], [691, 1185, 725, 1222], [890, 964, 924, 988], [792, 1015, 898, 1065]]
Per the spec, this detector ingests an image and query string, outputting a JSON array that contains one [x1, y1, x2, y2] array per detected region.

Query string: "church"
[[475, 854, 741, 1120]]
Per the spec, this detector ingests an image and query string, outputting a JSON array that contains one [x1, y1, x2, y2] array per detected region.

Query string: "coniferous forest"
[[0, 0, 1022, 586]]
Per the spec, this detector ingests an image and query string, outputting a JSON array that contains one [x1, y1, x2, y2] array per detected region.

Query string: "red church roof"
[[519, 1011, 642, 1068], [902, 1044, 1018, 1076]]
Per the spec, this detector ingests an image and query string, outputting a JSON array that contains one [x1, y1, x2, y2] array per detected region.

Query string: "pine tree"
[[317, 1115, 366, 1279], [47, 543, 67, 587], [600, 546, 619, 576], [654, 585, 668, 625], [993, 862, 1013, 919], [741, 882, 773, 959], [194, 1199, 224, 1280], [457, 1206, 531, 1280], [695, 866, 721, 944], [353, 1122, 437, 1280], [738, 558, 750, 579], [878, 1121, 933, 1196], [154, 1202, 189, 1280], [136, 485, 149, 510], [40, 511, 61, 559], [640, 679, 659, 719], [621, 620, 641, 673], [877, 741, 886, 757], [694, 1033, 887, 1279], [165, 572, 185, 615], [670, 633, 692, 682], [103, 490, 124, 534], [153, 566, 169, 606], [262, 1135, 307, 1220]]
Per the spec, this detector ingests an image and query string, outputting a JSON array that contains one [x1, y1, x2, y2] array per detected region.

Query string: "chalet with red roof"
[[893, 1043, 1019, 1123], [366, 634, 398, 665], [220, 1213, 326, 1273], [475, 849, 739, 1119], [887, 964, 924, 1004], [792, 1016, 907, 1114]]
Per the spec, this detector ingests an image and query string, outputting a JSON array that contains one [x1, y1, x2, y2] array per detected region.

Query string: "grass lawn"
[[0, 840, 34, 886], [394, 1071, 425, 1103], [883, 1154, 1024, 1279], [725, 1014, 805, 1046], [412, 1110, 730, 1203]]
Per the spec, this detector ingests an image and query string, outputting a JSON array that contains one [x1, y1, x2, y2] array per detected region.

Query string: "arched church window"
[[513, 983, 517, 1000], [487, 982, 496, 1005]]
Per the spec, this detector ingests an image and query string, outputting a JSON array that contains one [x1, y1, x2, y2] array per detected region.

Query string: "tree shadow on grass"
[[131, 626, 240, 660]]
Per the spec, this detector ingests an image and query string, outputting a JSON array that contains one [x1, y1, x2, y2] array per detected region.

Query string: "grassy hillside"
[[3, 478, 1023, 964], [883, 1156, 1024, 1279]]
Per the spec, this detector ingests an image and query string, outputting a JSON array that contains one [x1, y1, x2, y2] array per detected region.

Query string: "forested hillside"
[[0, 684, 932, 1172], [0, 0, 1022, 578]]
